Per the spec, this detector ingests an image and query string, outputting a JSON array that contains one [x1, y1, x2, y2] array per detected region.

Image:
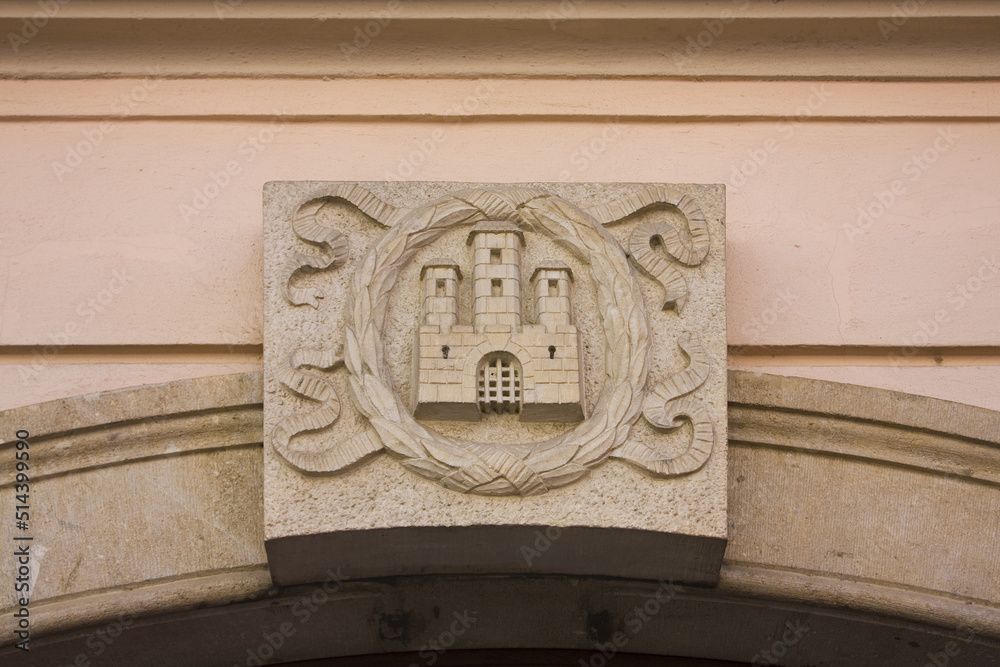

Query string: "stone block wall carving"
[[264, 182, 727, 497]]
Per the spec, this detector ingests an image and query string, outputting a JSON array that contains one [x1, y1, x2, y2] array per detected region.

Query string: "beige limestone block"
[[263, 181, 727, 586], [0, 362, 261, 411]]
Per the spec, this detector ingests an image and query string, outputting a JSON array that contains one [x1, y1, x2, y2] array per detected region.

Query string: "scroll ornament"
[[271, 185, 716, 495]]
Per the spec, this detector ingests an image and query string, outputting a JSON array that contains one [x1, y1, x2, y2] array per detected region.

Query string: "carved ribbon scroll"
[[282, 184, 408, 307], [273, 186, 407, 472], [584, 185, 711, 312], [613, 333, 715, 476]]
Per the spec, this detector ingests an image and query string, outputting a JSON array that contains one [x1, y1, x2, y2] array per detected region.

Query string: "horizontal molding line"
[[3, 17, 1000, 80], [1, 114, 997, 124], [728, 346, 1000, 367], [5, 75, 1000, 82], [728, 436, 1000, 489], [2, 345, 999, 366], [1, 80, 999, 120], [719, 562, 1000, 641], [0, 344, 262, 364], [722, 560, 1000, 612], [2, 1, 1000, 20], [0, 564, 272, 617], [0, 565, 274, 642], [0, 440, 262, 490]]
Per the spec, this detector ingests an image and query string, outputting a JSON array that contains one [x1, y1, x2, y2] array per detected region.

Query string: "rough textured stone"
[[0, 373, 269, 643], [2, 370, 999, 663], [263, 181, 728, 585]]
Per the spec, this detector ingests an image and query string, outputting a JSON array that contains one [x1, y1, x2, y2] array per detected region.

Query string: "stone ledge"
[[0, 371, 262, 440], [0, 372, 263, 482], [1, 370, 998, 655], [3, 566, 274, 643], [729, 370, 1000, 445], [719, 563, 1000, 641], [2, 6, 1000, 79]]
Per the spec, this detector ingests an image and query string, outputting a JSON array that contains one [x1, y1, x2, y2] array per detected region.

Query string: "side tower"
[[420, 259, 461, 332], [533, 261, 573, 332], [413, 260, 480, 421], [468, 222, 524, 331], [521, 261, 585, 422]]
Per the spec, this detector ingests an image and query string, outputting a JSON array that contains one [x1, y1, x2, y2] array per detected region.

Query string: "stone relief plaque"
[[263, 182, 726, 585]]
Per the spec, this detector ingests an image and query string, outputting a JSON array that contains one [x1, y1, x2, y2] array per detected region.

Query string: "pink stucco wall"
[[1, 76, 997, 410]]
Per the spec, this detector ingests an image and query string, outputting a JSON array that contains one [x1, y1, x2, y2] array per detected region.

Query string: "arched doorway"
[[477, 352, 523, 415]]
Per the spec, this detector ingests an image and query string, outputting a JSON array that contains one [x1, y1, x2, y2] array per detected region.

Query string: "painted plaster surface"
[[0, 91, 995, 431], [1, 120, 996, 351], [3, 6, 1000, 79]]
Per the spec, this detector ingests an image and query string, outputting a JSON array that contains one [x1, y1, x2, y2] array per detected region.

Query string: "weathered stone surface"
[[20, 575, 1000, 667], [263, 181, 728, 585], [2, 371, 1000, 663], [0, 373, 269, 643]]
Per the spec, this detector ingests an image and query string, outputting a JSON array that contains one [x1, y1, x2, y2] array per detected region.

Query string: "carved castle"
[[413, 221, 585, 422]]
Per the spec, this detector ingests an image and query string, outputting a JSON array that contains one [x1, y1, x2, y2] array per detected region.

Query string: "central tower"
[[469, 222, 524, 330]]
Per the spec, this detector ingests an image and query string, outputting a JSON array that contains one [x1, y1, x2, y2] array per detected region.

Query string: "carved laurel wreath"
[[271, 185, 715, 496]]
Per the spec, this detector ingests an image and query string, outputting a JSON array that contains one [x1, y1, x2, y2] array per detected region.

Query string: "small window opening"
[[491, 278, 503, 297], [442, 346, 450, 359], [548, 345, 556, 359], [490, 248, 502, 264], [548, 279, 559, 297], [435, 279, 446, 297]]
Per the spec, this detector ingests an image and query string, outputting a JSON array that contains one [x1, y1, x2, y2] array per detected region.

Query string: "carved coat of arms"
[[265, 183, 724, 496]]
